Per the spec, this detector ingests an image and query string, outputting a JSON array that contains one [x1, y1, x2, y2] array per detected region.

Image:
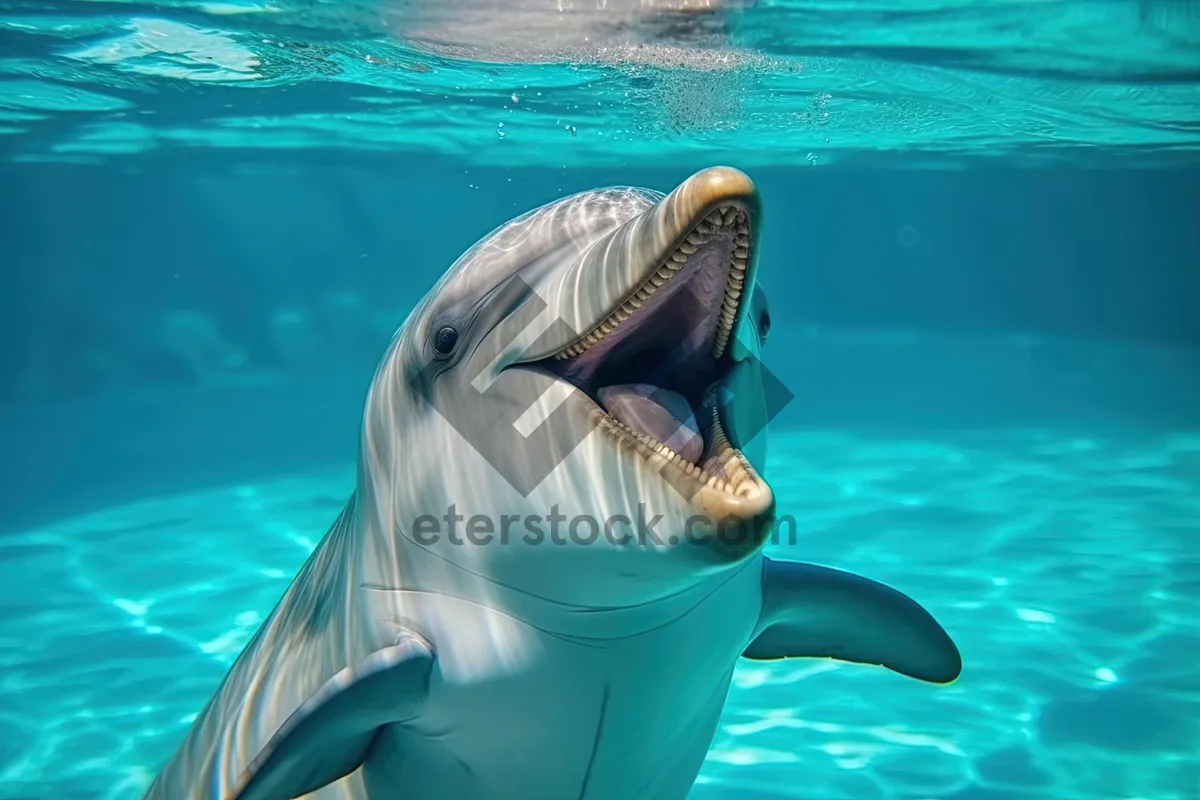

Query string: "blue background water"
[[2, 0, 1200, 796]]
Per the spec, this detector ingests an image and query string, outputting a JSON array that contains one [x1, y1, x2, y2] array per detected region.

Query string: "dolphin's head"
[[360, 167, 779, 609]]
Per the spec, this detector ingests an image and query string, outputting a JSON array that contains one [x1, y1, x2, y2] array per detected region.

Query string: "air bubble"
[[898, 225, 920, 248]]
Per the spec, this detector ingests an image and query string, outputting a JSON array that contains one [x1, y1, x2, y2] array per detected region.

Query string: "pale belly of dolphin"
[[324, 563, 763, 800]]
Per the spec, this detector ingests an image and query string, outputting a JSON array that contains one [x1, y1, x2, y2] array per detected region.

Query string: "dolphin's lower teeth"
[[592, 390, 758, 497], [598, 384, 703, 465]]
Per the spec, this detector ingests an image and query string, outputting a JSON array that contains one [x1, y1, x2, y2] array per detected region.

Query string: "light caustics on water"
[[378, 0, 759, 64], [0, 0, 1197, 165], [1, 423, 1197, 798]]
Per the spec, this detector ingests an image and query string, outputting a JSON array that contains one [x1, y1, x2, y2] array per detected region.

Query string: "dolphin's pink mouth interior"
[[543, 233, 736, 463]]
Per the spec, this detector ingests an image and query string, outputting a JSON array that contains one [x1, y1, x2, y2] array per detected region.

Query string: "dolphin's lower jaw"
[[537, 169, 774, 549]]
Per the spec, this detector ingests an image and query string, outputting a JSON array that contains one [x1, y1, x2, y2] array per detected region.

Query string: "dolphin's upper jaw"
[[538, 196, 773, 523]]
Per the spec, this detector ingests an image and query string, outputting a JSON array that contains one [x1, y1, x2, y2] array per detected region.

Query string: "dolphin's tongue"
[[597, 384, 703, 464]]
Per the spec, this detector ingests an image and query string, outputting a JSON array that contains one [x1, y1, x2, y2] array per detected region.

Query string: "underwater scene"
[[1, 1, 1199, 799]]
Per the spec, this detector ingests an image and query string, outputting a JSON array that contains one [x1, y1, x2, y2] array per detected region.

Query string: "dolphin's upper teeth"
[[554, 203, 751, 363]]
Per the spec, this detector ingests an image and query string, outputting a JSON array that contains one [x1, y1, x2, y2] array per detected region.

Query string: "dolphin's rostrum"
[[142, 166, 962, 800]]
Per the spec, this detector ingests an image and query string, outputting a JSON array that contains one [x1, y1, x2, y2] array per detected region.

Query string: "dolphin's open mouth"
[[536, 200, 772, 520]]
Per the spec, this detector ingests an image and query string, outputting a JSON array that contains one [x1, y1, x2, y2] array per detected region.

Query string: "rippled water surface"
[[5, 421, 1199, 799], [1, 0, 1198, 166]]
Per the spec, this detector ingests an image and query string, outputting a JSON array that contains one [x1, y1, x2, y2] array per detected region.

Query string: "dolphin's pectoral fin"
[[231, 633, 435, 800], [743, 557, 962, 684]]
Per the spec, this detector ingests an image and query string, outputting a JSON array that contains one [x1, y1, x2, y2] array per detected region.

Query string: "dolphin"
[[142, 166, 962, 800]]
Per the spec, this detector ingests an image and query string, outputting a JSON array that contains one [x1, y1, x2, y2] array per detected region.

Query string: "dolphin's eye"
[[433, 326, 459, 358], [759, 308, 771, 341]]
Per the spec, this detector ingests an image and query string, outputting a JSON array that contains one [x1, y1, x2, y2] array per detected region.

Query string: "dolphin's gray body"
[[143, 167, 962, 800]]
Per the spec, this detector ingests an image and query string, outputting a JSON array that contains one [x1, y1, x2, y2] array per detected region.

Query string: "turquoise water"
[[4, 403, 1200, 797], [3, 330, 1199, 798], [1, 0, 1199, 166], [2, 1, 1200, 799]]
